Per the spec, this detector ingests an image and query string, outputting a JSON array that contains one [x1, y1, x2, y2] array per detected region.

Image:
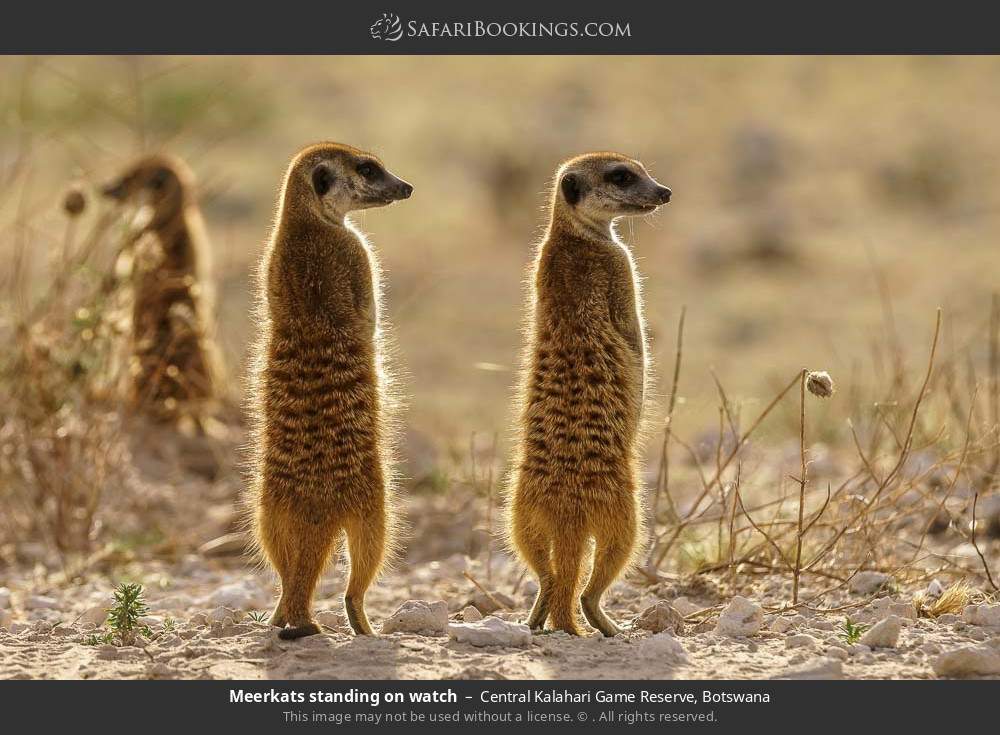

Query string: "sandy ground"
[[2, 424, 999, 681], [3, 547, 1000, 680]]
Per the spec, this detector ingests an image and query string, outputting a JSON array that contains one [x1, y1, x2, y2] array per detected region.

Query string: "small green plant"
[[106, 582, 150, 645], [247, 610, 268, 623], [83, 631, 115, 646], [838, 617, 869, 645]]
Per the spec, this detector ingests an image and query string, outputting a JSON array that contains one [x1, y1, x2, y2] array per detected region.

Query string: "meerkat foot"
[[581, 597, 621, 637], [345, 596, 375, 635], [278, 622, 322, 640], [269, 610, 287, 628]]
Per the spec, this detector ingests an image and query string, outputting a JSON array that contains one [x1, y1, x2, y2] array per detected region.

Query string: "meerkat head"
[[102, 154, 193, 228], [554, 152, 670, 234], [286, 142, 413, 224]]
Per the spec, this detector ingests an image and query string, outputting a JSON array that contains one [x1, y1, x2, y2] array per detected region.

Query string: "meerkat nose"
[[397, 182, 413, 199], [656, 186, 672, 204]]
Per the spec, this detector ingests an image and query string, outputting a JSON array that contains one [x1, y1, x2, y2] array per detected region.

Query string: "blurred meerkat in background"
[[102, 153, 218, 429], [248, 142, 412, 639], [506, 151, 671, 636]]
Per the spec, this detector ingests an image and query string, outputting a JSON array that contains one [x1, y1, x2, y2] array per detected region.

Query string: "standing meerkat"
[[249, 142, 412, 640], [506, 152, 671, 636], [102, 154, 217, 424]]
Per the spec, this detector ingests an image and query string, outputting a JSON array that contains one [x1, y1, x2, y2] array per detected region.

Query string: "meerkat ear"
[[561, 173, 584, 206], [311, 165, 334, 197]]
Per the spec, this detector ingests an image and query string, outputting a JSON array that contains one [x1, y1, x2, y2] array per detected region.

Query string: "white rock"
[[381, 600, 449, 635], [671, 597, 701, 617], [714, 597, 763, 637], [79, 606, 108, 627], [962, 604, 1000, 627], [849, 571, 891, 595], [925, 579, 945, 599], [773, 656, 843, 680], [848, 643, 871, 655], [448, 616, 532, 647], [25, 595, 59, 610], [786, 633, 819, 650], [634, 601, 685, 635], [0, 587, 11, 609], [860, 616, 901, 648], [933, 645, 1000, 677], [642, 632, 689, 663], [204, 581, 269, 611], [462, 605, 482, 622]]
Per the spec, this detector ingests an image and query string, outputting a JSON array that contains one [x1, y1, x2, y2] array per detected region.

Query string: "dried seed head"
[[806, 370, 835, 398], [63, 186, 87, 217]]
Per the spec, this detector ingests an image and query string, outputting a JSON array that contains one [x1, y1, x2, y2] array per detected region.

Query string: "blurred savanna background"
[[1, 56, 999, 679]]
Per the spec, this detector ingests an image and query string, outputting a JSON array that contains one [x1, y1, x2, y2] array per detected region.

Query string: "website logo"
[[370, 13, 404, 42]]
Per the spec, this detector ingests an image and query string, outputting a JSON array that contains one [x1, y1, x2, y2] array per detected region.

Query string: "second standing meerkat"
[[102, 154, 217, 424], [507, 152, 671, 636], [249, 143, 412, 639]]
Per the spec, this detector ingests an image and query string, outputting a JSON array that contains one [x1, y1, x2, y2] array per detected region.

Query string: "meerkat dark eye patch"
[[148, 168, 170, 190], [312, 165, 335, 196], [561, 173, 585, 206], [356, 161, 383, 181], [605, 166, 637, 187]]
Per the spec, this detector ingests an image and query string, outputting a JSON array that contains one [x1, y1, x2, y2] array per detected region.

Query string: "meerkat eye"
[[356, 161, 382, 181], [148, 169, 169, 190], [311, 165, 334, 196], [605, 167, 637, 188]]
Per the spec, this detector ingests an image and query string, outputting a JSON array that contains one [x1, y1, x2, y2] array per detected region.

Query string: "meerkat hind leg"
[[275, 519, 339, 640], [581, 518, 636, 637], [514, 523, 554, 629], [546, 527, 588, 635], [343, 511, 387, 636]]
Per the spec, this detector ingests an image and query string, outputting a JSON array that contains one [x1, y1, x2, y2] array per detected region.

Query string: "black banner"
[[1, 680, 995, 732], [2, 1, 1000, 54]]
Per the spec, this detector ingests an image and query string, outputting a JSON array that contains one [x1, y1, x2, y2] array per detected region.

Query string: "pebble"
[[785, 633, 819, 650], [79, 606, 108, 628], [825, 646, 849, 661], [925, 579, 945, 599], [773, 656, 843, 680], [714, 597, 763, 637], [859, 616, 902, 649], [962, 604, 1000, 628], [315, 610, 347, 630], [448, 616, 532, 647], [642, 632, 689, 663], [207, 606, 237, 624], [769, 616, 794, 634], [462, 606, 482, 622], [25, 595, 59, 611], [933, 645, 1000, 677], [381, 600, 449, 635], [0, 610, 12, 630], [848, 643, 871, 656], [848, 571, 891, 595], [634, 601, 685, 635]]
